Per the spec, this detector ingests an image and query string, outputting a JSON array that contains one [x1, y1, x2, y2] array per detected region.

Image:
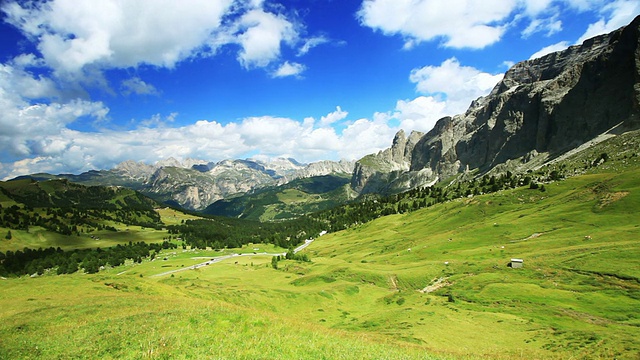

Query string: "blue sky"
[[0, 0, 638, 179]]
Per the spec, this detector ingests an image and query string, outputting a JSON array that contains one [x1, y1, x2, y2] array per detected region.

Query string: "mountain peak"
[[352, 15, 640, 194]]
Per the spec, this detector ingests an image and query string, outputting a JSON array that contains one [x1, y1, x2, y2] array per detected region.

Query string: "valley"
[[1, 13, 639, 360], [1, 132, 639, 359]]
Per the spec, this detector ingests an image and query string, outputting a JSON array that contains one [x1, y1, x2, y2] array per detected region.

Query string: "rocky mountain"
[[23, 157, 355, 211], [203, 174, 354, 221], [352, 15, 640, 194]]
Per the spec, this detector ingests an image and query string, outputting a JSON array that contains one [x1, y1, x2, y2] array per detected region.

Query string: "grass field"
[[1, 143, 640, 358]]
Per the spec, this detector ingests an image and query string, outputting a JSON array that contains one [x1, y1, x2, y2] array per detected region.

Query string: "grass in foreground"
[[1, 148, 640, 359]]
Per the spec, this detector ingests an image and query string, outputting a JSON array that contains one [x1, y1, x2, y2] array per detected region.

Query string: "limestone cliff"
[[352, 15, 640, 194]]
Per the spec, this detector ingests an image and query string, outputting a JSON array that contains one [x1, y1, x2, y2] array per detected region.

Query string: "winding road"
[[150, 238, 314, 278]]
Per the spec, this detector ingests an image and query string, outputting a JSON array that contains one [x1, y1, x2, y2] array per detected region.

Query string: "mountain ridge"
[[351, 15, 640, 194], [17, 157, 356, 211]]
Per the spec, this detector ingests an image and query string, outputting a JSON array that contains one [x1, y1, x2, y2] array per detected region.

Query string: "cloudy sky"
[[0, 0, 638, 179]]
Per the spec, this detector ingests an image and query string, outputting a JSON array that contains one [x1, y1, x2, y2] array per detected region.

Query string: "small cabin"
[[509, 258, 524, 268]]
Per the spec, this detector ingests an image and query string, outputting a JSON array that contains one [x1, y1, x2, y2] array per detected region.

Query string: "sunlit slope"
[[0, 273, 442, 360], [291, 166, 640, 358], [203, 174, 354, 221], [136, 163, 639, 358], [1, 140, 639, 359], [174, 164, 640, 358]]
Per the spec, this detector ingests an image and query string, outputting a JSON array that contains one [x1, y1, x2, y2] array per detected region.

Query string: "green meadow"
[[1, 152, 640, 359]]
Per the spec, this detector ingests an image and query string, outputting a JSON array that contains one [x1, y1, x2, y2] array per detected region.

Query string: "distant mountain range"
[[19, 157, 355, 211], [14, 15, 640, 217]]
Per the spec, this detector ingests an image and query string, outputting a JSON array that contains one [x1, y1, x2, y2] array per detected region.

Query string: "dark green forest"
[[0, 179, 163, 235], [0, 241, 176, 277]]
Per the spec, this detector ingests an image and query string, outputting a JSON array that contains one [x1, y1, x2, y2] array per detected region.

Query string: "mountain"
[[20, 158, 355, 211], [352, 15, 640, 194], [203, 174, 355, 221]]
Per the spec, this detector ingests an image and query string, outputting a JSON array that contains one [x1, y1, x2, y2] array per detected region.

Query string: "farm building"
[[509, 258, 524, 268]]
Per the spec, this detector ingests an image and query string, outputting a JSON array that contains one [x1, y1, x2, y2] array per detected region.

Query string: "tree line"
[[0, 241, 177, 277]]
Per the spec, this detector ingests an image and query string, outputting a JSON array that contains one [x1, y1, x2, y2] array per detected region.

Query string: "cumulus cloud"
[[0, 104, 403, 179], [0, 62, 109, 163], [392, 97, 448, 133], [409, 58, 503, 115], [358, 0, 638, 52], [357, 0, 516, 49], [0, 54, 509, 179], [235, 8, 298, 68], [0, 0, 316, 80], [529, 41, 570, 59], [1, 0, 235, 75], [272, 62, 306, 78]]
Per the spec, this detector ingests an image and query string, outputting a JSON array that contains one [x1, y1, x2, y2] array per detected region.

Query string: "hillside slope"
[[203, 174, 355, 221], [1, 132, 638, 359], [0, 179, 165, 251]]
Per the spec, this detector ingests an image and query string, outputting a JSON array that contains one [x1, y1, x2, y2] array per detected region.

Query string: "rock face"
[[351, 130, 424, 193], [352, 15, 640, 194]]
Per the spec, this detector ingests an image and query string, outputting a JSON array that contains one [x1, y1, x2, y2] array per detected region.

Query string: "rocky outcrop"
[[352, 15, 640, 194], [295, 159, 355, 178], [113, 160, 155, 180], [351, 129, 424, 193]]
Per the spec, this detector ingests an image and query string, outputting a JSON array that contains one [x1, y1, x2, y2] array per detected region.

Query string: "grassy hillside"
[[204, 174, 355, 221], [0, 179, 168, 252], [1, 133, 639, 359]]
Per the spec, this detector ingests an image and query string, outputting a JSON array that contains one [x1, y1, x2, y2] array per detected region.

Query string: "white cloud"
[[235, 8, 298, 68], [358, 0, 638, 52], [393, 96, 448, 133], [139, 112, 178, 128], [319, 106, 348, 127], [576, 0, 640, 44], [409, 58, 503, 116], [272, 62, 306, 78], [0, 63, 108, 157], [121, 77, 159, 96], [0, 104, 402, 179], [521, 0, 555, 16], [526, 0, 639, 60], [1, 54, 511, 179], [0, 62, 59, 101], [339, 116, 398, 158], [521, 15, 562, 38], [1, 0, 314, 80], [298, 36, 330, 55], [357, 0, 517, 49], [529, 41, 570, 59], [1, 0, 235, 75]]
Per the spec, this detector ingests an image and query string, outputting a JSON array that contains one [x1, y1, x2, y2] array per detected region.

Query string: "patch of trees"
[[167, 216, 326, 250], [0, 179, 163, 236], [307, 170, 555, 233], [0, 204, 162, 235], [0, 241, 177, 277], [271, 249, 310, 270]]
